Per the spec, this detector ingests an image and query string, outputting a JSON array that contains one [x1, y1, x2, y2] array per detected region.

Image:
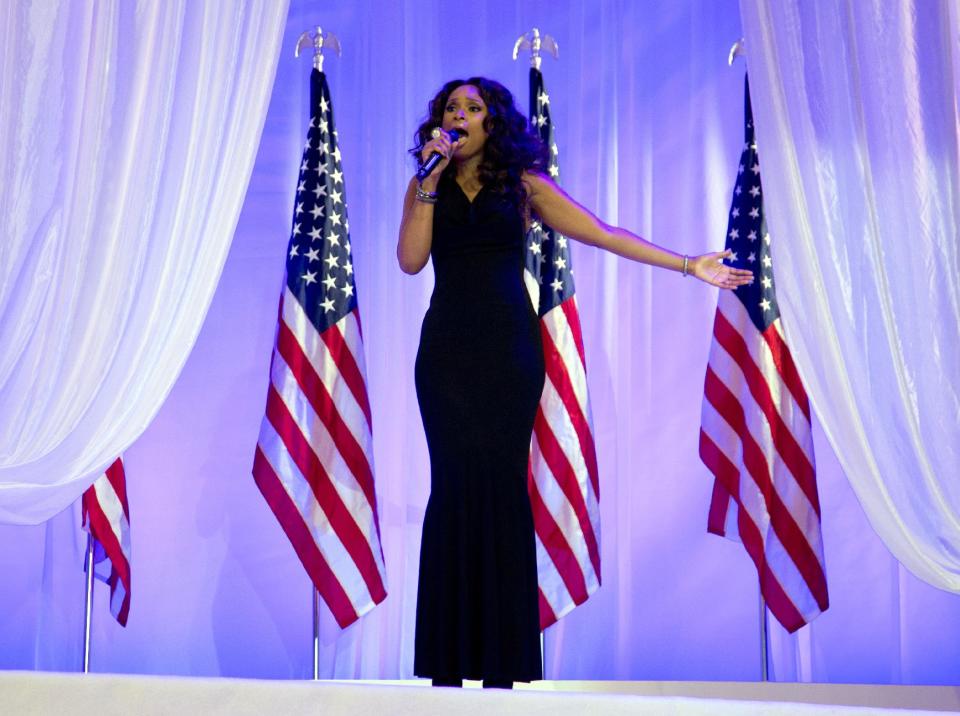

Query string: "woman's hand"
[[689, 250, 755, 289], [418, 129, 460, 191]]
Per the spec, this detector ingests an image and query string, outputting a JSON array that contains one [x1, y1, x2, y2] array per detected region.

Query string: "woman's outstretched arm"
[[524, 172, 753, 289]]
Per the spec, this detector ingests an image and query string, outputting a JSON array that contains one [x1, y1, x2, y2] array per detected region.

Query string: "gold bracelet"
[[682, 255, 689, 277]]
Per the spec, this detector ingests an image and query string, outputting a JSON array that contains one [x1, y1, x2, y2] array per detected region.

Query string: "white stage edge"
[[2, 672, 959, 715]]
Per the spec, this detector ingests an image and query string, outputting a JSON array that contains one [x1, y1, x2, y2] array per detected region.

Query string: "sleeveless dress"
[[413, 174, 545, 683]]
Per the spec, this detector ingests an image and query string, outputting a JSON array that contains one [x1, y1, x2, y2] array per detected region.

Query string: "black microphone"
[[416, 128, 464, 182]]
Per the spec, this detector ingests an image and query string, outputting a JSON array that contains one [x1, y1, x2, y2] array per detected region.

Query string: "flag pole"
[[82, 534, 95, 673], [312, 586, 320, 680], [759, 591, 770, 681]]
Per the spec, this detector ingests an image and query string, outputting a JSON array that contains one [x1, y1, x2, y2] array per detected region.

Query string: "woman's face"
[[442, 84, 488, 159]]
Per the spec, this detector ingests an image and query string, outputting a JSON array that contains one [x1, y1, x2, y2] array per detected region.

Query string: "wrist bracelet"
[[416, 186, 438, 204], [682, 255, 689, 277]]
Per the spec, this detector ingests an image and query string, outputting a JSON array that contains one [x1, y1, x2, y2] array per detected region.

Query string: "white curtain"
[[740, 0, 960, 592], [0, 0, 289, 524]]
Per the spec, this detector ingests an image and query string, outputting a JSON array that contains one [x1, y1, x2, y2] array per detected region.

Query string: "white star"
[[728, 251, 738, 261], [732, 207, 740, 218], [738, 163, 744, 175], [330, 188, 342, 205], [341, 283, 354, 298], [760, 297, 772, 312], [761, 275, 772, 289], [297, 180, 306, 193], [289, 243, 300, 258], [310, 205, 323, 220], [293, 222, 301, 236], [555, 257, 567, 270], [327, 232, 340, 247], [729, 228, 739, 240], [329, 210, 342, 226], [747, 252, 756, 263], [551, 278, 563, 292], [309, 117, 316, 128], [345, 242, 352, 255], [764, 233, 771, 245], [321, 296, 336, 312], [747, 230, 757, 242], [313, 184, 327, 199], [322, 274, 337, 290], [308, 226, 322, 241], [548, 165, 559, 177], [319, 97, 329, 114], [302, 270, 317, 285], [749, 207, 760, 219], [301, 158, 309, 171], [530, 220, 542, 231], [344, 261, 353, 276], [535, 114, 546, 127], [530, 241, 542, 255], [762, 255, 772, 268], [735, 185, 742, 195], [305, 247, 320, 262], [551, 143, 559, 155], [331, 168, 343, 184], [314, 161, 327, 175], [538, 90, 550, 105], [752, 162, 760, 174], [319, 118, 329, 134], [332, 146, 342, 162], [749, 185, 760, 197], [557, 236, 567, 249], [325, 254, 339, 269]]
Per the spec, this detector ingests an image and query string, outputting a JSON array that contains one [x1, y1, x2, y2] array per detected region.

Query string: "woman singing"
[[398, 77, 752, 689]]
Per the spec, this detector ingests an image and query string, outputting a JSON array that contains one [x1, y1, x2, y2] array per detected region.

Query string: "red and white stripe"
[[700, 292, 828, 632], [82, 457, 131, 626], [253, 286, 386, 628], [527, 293, 601, 630]]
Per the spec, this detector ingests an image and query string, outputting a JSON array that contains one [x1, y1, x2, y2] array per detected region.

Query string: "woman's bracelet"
[[681, 255, 690, 277], [415, 186, 438, 204]]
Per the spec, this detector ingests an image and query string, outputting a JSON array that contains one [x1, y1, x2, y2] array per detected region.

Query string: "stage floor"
[[3, 672, 958, 715]]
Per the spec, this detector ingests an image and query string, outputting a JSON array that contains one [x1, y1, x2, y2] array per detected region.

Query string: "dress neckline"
[[453, 179, 486, 205]]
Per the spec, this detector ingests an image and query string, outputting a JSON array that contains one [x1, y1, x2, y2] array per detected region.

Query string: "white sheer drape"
[[740, 0, 960, 591], [0, 0, 289, 524]]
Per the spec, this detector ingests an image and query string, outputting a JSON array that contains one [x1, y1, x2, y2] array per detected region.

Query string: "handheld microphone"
[[416, 128, 464, 182]]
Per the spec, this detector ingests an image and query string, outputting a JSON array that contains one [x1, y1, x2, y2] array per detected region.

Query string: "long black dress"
[[413, 174, 544, 683]]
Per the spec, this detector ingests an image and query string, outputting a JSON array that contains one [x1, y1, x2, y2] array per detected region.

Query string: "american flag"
[[699, 78, 828, 632], [82, 458, 131, 626], [253, 69, 386, 628], [524, 67, 602, 630]]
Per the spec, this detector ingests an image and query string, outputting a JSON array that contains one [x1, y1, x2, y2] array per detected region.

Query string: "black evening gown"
[[413, 174, 545, 683]]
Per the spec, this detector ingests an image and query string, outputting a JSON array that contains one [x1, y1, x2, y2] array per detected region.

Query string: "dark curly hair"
[[410, 77, 549, 208]]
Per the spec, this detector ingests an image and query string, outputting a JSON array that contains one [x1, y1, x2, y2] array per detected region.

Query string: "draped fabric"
[[740, 0, 960, 592], [3, 0, 960, 686], [0, 0, 289, 524]]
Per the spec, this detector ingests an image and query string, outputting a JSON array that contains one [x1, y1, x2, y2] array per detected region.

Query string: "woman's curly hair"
[[410, 77, 549, 208]]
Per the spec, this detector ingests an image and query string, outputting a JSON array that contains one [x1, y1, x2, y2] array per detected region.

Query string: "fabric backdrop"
[[0, 0, 288, 523], [740, 0, 960, 593], [1, 0, 958, 685]]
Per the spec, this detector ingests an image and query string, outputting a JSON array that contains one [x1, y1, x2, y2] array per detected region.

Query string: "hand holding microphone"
[[417, 127, 464, 184]]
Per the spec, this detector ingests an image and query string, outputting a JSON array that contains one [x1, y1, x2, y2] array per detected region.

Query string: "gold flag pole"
[[294, 24, 341, 682], [512, 27, 559, 69], [512, 25, 558, 676], [728, 36, 769, 682]]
